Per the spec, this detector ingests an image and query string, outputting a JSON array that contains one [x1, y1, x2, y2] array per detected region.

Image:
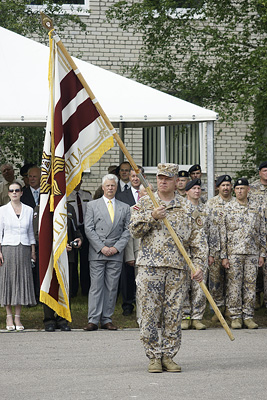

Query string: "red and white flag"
[[39, 34, 114, 321]]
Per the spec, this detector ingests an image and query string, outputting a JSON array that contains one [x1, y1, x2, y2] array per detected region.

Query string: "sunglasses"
[[8, 189, 21, 193]]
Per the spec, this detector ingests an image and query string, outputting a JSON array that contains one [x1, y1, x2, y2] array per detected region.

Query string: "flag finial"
[[40, 12, 54, 32]]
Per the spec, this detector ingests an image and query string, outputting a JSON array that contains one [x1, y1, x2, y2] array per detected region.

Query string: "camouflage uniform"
[[207, 195, 232, 308], [129, 192, 208, 360], [249, 179, 267, 307], [220, 198, 266, 320], [182, 201, 209, 320]]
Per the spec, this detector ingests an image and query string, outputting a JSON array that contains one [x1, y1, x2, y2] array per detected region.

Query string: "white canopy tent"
[[0, 27, 217, 195]]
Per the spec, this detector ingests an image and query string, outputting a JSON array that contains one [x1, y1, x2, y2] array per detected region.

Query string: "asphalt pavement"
[[0, 327, 266, 400]]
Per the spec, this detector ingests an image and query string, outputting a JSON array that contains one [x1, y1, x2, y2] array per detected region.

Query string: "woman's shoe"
[[6, 314, 15, 331], [14, 315, 24, 331]]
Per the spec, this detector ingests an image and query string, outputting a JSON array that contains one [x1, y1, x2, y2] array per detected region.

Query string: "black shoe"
[[45, 324, 56, 332], [122, 309, 133, 316], [58, 323, 71, 332]]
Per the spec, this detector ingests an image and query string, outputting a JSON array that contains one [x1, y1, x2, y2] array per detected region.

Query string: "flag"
[[39, 33, 114, 321]]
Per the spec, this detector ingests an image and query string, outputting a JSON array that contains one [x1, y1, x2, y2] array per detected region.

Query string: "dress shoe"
[[59, 323, 71, 331], [6, 314, 15, 331], [83, 323, 98, 331], [101, 322, 118, 330], [45, 324, 56, 332], [14, 315, 24, 331]]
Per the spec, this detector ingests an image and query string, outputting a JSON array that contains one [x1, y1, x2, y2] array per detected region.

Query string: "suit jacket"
[[116, 187, 136, 206], [84, 197, 131, 262], [21, 186, 38, 209]]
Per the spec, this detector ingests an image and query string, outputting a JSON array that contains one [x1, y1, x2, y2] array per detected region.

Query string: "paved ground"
[[0, 327, 266, 400]]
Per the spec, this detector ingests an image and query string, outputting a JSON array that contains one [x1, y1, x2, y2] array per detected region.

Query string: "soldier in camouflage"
[[207, 174, 233, 321], [220, 178, 266, 329], [181, 178, 209, 330], [176, 170, 189, 198], [129, 163, 207, 373], [249, 161, 267, 310]]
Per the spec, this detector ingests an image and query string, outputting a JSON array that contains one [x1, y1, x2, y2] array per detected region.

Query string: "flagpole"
[[40, 13, 234, 341]]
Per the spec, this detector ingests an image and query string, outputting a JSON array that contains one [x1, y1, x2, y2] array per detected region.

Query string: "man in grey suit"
[[84, 174, 131, 331]]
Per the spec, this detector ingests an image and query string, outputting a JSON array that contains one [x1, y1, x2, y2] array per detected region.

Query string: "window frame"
[[29, 1, 89, 15], [143, 122, 206, 175]]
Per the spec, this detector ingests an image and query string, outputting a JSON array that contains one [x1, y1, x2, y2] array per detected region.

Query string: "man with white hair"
[[83, 174, 131, 331]]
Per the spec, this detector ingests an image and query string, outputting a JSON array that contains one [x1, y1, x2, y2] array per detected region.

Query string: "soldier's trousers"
[[182, 267, 208, 320], [136, 265, 187, 360], [208, 251, 226, 308], [226, 254, 258, 320]]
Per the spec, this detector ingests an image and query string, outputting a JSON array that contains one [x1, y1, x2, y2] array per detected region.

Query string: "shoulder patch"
[[133, 205, 141, 211]]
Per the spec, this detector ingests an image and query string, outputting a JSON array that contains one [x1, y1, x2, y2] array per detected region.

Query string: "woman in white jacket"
[[0, 182, 36, 331]]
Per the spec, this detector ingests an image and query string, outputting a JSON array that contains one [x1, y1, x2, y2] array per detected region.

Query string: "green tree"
[[106, 0, 267, 177], [0, 0, 88, 168]]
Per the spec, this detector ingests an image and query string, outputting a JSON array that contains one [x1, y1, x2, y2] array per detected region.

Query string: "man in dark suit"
[[84, 174, 131, 331], [21, 165, 41, 301], [116, 167, 144, 316], [67, 177, 92, 297], [115, 161, 131, 194], [21, 166, 41, 208]]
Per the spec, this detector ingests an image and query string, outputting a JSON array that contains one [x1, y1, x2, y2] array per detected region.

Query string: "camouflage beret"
[[234, 178, 249, 188], [188, 164, 201, 174], [157, 163, 179, 177], [259, 161, 267, 170], [178, 170, 189, 178], [185, 178, 201, 191], [216, 174, 232, 187]]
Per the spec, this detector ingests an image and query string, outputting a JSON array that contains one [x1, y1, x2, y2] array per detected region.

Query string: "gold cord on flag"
[[107, 200, 114, 223]]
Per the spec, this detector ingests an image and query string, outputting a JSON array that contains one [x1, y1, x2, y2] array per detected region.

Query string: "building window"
[[143, 123, 205, 172], [30, 1, 89, 13]]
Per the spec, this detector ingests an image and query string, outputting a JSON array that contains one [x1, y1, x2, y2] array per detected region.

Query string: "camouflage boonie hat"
[[234, 178, 249, 188], [157, 163, 179, 177]]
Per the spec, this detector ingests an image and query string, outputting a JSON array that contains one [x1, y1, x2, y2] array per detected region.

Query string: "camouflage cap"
[[178, 170, 189, 178], [216, 174, 232, 187], [185, 178, 201, 191], [234, 178, 249, 188], [157, 163, 179, 177]]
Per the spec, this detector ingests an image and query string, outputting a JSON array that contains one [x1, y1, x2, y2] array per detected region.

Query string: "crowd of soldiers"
[[0, 160, 267, 373]]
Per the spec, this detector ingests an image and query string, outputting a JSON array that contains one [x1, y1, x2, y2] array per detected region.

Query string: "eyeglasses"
[[8, 189, 21, 193]]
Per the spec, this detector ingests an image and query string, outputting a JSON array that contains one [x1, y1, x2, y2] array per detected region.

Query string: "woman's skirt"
[[0, 244, 37, 306]]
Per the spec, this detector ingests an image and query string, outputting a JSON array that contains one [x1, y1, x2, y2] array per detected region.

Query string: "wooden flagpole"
[[41, 13, 234, 341]]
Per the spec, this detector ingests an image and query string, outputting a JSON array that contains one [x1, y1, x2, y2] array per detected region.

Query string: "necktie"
[[76, 192, 83, 224], [124, 184, 128, 191], [108, 200, 114, 223], [33, 190, 39, 205], [136, 190, 140, 201]]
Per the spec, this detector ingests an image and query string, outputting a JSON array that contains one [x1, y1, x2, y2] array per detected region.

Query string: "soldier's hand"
[[222, 258, 230, 269], [259, 256, 265, 267], [191, 269, 203, 283], [151, 205, 166, 220], [208, 256, 214, 266]]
